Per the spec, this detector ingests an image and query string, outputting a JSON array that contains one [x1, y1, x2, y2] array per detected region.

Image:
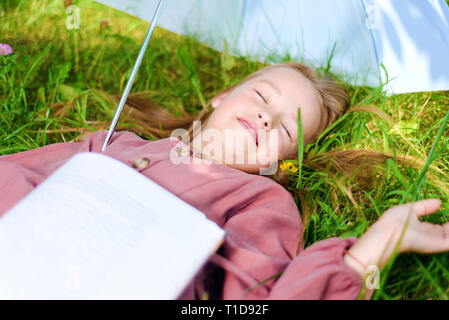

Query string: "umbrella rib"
[[101, 0, 167, 152], [359, 0, 382, 85]]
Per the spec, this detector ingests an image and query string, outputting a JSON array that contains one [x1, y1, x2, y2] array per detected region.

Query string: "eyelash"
[[282, 124, 291, 139], [254, 89, 291, 139], [254, 89, 267, 104]]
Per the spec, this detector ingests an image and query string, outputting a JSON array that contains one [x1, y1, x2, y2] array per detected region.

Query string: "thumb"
[[409, 199, 442, 217]]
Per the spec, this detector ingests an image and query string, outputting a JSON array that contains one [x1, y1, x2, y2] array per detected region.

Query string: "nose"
[[257, 111, 273, 130]]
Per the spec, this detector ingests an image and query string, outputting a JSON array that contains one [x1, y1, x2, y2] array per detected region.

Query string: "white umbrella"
[[94, 0, 449, 95]]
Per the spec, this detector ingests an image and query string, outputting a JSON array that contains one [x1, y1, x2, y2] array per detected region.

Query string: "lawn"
[[1, 0, 449, 299]]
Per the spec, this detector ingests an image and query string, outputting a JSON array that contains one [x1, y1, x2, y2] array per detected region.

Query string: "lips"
[[237, 117, 258, 146]]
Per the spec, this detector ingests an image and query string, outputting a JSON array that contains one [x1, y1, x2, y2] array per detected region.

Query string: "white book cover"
[[0, 152, 225, 300]]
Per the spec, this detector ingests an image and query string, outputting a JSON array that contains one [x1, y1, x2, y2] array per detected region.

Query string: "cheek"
[[206, 107, 232, 130], [209, 97, 252, 130], [255, 130, 284, 163], [302, 109, 322, 143], [220, 95, 253, 114], [272, 129, 292, 153]]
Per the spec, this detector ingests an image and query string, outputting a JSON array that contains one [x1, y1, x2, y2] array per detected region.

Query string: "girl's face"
[[195, 67, 322, 174]]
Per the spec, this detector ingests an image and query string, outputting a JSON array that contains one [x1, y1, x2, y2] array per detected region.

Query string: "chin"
[[228, 162, 274, 175], [226, 163, 259, 174]]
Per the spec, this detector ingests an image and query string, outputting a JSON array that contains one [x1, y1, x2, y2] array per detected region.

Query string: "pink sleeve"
[[266, 237, 363, 299], [0, 131, 112, 217], [217, 181, 364, 300], [0, 141, 84, 217]]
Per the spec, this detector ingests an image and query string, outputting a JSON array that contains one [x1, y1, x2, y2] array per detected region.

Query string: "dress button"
[[132, 157, 151, 171], [176, 146, 193, 157]]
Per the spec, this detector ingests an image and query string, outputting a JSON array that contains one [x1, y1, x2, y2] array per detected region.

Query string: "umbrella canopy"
[[94, 0, 449, 95]]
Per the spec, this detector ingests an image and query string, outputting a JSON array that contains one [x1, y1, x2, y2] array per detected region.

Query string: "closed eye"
[[282, 123, 292, 141], [254, 89, 268, 104]]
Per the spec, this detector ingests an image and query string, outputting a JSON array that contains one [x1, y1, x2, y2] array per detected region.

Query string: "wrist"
[[343, 248, 369, 280], [347, 223, 398, 271]]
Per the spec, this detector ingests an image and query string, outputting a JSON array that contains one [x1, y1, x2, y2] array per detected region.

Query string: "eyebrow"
[[258, 79, 281, 96]]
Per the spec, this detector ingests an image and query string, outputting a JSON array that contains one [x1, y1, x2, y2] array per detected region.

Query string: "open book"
[[0, 152, 225, 299]]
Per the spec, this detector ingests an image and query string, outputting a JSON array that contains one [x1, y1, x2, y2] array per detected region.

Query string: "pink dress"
[[0, 130, 363, 299]]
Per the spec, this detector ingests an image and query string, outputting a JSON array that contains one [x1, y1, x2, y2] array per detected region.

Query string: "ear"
[[211, 90, 230, 109]]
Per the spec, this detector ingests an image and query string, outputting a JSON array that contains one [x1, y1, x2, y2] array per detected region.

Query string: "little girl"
[[0, 62, 447, 300]]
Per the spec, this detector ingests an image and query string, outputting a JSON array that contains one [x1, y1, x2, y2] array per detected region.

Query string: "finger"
[[409, 199, 442, 218], [413, 221, 449, 253]]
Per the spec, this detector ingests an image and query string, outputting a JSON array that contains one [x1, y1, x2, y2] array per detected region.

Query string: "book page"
[[0, 152, 225, 299]]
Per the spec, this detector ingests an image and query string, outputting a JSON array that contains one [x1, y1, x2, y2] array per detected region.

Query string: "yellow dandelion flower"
[[280, 161, 299, 174], [289, 164, 299, 174], [279, 161, 289, 172]]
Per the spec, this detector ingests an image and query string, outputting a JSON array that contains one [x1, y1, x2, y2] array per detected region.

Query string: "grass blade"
[[296, 107, 304, 188], [401, 109, 449, 203]]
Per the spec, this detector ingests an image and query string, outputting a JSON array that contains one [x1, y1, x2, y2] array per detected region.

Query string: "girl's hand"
[[344, 199, 448, 280]]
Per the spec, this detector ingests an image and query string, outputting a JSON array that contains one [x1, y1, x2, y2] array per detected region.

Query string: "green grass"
[[1, 0, 449, 299]]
